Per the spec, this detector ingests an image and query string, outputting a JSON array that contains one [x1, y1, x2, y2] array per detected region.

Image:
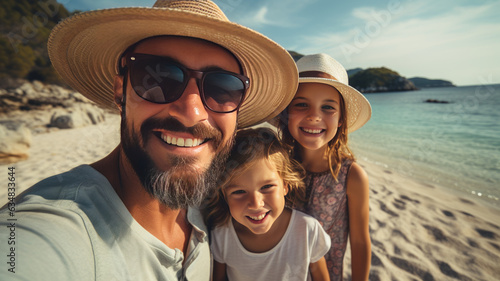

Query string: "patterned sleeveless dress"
[[301, 159, 353, 281]]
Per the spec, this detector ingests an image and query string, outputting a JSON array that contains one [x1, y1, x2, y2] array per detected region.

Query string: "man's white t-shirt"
[[0, 165, 211, 281]]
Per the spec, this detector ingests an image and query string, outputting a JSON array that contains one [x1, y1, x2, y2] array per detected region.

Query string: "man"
[[0, 1, 297, 280]]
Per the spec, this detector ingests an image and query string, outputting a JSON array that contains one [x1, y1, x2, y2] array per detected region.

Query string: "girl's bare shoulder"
[[346, 162, 369, 193]]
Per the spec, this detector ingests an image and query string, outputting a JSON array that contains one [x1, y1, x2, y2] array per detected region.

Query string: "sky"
[[61, 0, 500, 86]]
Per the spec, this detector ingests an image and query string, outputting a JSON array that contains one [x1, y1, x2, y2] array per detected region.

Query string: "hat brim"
[[299, 77, 371, 133], [48, 7, 298, 128]]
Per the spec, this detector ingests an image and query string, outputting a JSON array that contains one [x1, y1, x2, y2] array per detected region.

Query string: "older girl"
[[278, 54, 372, 281]]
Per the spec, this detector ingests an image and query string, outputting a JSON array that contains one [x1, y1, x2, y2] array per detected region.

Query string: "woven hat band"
[[297, 53, 349, 85], [153, 0, 228, 21], [299, 70, 338, 81]]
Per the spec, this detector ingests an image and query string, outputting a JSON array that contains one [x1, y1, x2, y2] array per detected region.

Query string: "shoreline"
[[348, 84, 500, 210], [1, 115, 499, 280], [350, 138, 500, 209]]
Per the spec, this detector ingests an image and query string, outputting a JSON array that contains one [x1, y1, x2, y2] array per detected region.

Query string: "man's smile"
[[153, 131, 207, 148]]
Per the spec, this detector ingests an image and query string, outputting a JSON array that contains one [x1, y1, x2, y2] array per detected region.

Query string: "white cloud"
[[233, 0, 318, 28], [255, 6, 269, 23], [240, 5, 292, 28], [295, 1, 500, 85]]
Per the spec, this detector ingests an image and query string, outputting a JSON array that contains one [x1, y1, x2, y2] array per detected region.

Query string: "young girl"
[[205, 127, 331, 281], [277, 53, 372, 281]]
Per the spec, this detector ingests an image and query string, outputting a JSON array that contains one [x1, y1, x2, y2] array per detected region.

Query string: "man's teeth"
[[161, 134, 203, 147], [248, 213, 266, 220], [303, 128, 322, 134]]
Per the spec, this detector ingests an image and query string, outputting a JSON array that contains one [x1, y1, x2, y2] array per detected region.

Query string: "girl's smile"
[[287, 82, 342, 153], [247, 211, 270, 223], [300, 127, 326, 135], [224, 158, 288, 235]]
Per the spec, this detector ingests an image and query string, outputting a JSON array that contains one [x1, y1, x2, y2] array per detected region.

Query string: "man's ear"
[[113, 75, 124, 113]]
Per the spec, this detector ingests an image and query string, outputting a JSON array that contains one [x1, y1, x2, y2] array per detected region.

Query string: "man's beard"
[[121, 116, 234, 209]]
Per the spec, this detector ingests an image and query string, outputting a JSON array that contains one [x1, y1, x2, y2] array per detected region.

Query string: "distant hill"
[[288, 51, 304, 62], [347, 68, 363, 77], [286, 51, 418, 93], [349, 67, 417, 93], [0, 0, 74, 86], [409, 77, 455, 88]]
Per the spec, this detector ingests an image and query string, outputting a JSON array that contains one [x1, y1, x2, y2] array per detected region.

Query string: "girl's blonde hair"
[[277, 71, 355, 182], [203, 127, 305, 230]]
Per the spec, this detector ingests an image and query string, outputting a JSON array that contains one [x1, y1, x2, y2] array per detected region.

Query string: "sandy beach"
[[1, 113, 499, 281]]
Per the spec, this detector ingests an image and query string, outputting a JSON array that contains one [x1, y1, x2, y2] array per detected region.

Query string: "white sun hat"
[[296, 53, 372, 132]]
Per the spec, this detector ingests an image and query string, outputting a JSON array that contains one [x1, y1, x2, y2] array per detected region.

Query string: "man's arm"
[[0, 209, 95, 280]]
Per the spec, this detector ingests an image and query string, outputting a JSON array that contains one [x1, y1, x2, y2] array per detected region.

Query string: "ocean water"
[[349, 84, 500, 206]]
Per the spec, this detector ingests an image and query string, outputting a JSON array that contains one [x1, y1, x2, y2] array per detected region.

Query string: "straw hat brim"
[[48, 7, 298, 128], [299, 77, 371, 133]]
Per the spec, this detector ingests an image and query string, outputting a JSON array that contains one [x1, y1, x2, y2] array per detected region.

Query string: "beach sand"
[[1, 114, 499, 280]]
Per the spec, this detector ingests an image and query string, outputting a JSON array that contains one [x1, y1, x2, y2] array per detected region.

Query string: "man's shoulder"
[[0, 167, 98, 280], [14, 165, 109, 206], [0, 165, 117, 280], [0, 164, 117, 233], [0, 164, 111, 231]]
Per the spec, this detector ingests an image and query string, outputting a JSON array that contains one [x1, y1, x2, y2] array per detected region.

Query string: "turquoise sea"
[[349, 84, 500, 206]]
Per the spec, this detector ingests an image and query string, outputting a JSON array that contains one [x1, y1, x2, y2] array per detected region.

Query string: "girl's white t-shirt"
[[211, 209, 331, 281]]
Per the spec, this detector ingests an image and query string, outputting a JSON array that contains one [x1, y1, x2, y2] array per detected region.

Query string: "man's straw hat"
[[297, 53, 371, 133], [48, 0, 298, 128]]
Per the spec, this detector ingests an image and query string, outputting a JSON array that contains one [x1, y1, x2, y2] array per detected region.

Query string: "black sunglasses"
[[121, 53, 249, 113]]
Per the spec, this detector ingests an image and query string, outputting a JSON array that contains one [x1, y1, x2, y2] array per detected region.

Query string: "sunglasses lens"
[[129, 59, 184, 103], [203, 73, 246, 113], [128, 54, 247, 113]]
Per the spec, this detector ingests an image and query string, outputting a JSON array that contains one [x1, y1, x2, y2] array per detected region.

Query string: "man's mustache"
[[140, 117, 222, 144]]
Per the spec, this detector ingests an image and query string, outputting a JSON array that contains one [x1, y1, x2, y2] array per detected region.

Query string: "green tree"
[[0, 37, 36, 78], [0, 0, 71, 84]]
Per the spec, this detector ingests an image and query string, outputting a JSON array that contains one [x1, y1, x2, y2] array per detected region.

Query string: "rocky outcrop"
[[1, 80, 99, 113], [0, 80, 109, 163], [409, 77, 455, 88], [49, 104, 106, 129], [349, 67, 418, 93], [425, 99, 450, 104], [0, 123, 31, 164], [0, 80, 107, 132]]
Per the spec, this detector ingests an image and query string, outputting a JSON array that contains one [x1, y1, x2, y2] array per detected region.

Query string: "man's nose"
[[167, 78, 209, 127]]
